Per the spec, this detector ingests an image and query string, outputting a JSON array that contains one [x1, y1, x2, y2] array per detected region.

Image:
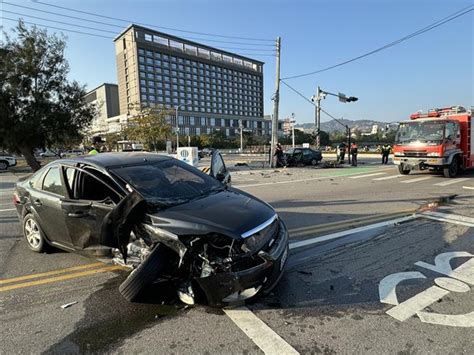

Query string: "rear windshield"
[[110, 159, 223, 206]]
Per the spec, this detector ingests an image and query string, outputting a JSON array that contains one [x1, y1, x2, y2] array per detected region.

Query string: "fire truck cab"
[[393, 106, 473, 178]]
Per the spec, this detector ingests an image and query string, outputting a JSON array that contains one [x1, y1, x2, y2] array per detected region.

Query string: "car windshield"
[[110, 159, 224, 207], [395, 121, 445, 144]]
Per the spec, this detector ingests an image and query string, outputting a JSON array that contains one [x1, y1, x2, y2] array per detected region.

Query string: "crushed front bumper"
[[195, 220, 289, 307], [393, 156, 444, 168]]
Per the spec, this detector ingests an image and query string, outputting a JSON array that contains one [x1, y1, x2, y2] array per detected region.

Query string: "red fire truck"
[[393, 106, 473, 178]]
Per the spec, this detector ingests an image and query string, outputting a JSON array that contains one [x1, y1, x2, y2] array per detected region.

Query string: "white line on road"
[[373, 175, 403, 181], [224, 306, 299, 355], [0, 208, 16, 213], [400, 176, 433, 184], [462, 186, 474, 190], [349, 172, 386, 179], [419, 211, 474, 227], [433, 178, 470, 187], [289, 215, 417, 250]]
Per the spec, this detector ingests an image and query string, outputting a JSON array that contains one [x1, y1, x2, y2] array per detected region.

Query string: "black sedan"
[[13, 152, 289, 306], [284, 147, 323, 166]]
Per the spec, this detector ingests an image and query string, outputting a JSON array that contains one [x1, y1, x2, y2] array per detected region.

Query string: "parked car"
[[60, 149, 85, 158], [39, 149, 60, 158], [0, 153, 17, 170], [284, 147, 322, 166], [13, 152, 289, 306]]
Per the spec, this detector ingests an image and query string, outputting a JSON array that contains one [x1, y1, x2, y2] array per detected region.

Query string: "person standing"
[[338, 142, 346, 164], [350, 142, 358, 167], [87, 145, 98, 155], [274, 143, 286, 168], [381, 143, 391, 164]]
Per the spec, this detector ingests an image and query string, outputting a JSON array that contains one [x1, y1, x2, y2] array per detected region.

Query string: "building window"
[[190, 116, 195, 125]]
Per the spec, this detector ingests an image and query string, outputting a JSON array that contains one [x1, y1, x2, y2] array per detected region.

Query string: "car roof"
[[58, 152, 173, 169]]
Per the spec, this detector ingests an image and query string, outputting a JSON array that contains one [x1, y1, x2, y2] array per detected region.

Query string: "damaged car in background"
[[13, 152, 289, 306]]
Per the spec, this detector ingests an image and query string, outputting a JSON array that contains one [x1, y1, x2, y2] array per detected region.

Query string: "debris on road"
[[60, 301, 78, 309]]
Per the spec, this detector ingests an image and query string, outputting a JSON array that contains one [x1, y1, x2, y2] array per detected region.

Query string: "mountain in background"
[[295, 119, 396, 133]]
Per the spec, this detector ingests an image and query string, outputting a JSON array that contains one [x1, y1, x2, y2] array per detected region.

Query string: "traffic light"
[[346, 96, 358, 103]]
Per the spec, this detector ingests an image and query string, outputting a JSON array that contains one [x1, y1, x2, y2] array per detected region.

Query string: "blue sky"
[[1, 0, 473, 124]]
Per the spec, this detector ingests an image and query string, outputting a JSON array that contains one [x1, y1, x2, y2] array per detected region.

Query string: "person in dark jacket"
[[274, 143, 286, 167], [338, 142, 346, 163], [381, 144, 391, 164], [350, 143, 358, 166]]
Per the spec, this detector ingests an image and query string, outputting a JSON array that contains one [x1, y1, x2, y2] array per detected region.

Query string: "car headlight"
[[394, 152, 405, 157], [427, 152, 441, 157]]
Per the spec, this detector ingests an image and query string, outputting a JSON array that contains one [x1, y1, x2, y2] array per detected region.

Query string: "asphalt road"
[[1, 158, 473, 354]]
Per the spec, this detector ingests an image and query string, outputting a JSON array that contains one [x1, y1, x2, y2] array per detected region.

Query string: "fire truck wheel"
[[398, 165, 410, 175], [443, 157, 459, 178]]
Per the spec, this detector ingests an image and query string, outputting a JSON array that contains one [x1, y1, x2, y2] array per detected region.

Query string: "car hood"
[[147, 188, 275, 240]]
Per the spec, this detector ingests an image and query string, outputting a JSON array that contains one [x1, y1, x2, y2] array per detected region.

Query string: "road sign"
[[338, 93, 347, 103]]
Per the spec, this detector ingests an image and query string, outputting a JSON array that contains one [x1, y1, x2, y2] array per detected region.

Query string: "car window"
[[64, 167, 121, 203], [111, 159, 223, 206], [29, 169, 47, 190], [303, 149, 312, 157], [42, 166, 66, 196], [211, 152, 226, 176], [286, 148, 294, 154], [294, 149, 302, 154]]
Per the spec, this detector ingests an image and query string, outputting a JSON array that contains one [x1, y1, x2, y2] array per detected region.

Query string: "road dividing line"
[[0, 208, 16, 212], [373, 175, 403, 181], [462, 186, 474, 190], [433, 178, 470, 187], [400, 176, 433, 184], [0, 265, 125, 292], [224, 306, 299, 355], [349, 172, 386, 179], [289, 215, 417, 250], [0, 262, 106, 285]]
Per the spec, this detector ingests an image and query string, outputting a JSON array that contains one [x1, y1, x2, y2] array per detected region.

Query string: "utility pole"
[[314, 86, 321, 149], [291, 113, 295, 148], [270, 36, 281, 167], [239, 119, 243, 152]]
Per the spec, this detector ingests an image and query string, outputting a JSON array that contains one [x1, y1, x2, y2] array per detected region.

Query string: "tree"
[[0, 21, 96, 171], [123, 103, 172, 151]]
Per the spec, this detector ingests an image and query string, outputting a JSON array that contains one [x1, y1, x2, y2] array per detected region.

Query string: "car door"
[[210, 150, 231, 185], [302, 149, 313, 164], [34, 165, 74, 248], [61, 165, 123, 249]]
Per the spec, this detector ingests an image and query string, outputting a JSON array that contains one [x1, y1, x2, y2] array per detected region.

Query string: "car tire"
[[310, 158, 318, 166], [119, 243, 170, 302], [398, 165, 410, 175], [0, 161, 8, 170], [23, 213, 47, 252], [443, 156, 459, 178]]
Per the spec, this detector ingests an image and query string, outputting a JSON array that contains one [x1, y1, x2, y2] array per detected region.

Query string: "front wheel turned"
[[398, 165, 410, 175]]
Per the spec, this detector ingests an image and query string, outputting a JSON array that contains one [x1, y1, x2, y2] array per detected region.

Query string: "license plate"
[[280, 247, 288, 271]]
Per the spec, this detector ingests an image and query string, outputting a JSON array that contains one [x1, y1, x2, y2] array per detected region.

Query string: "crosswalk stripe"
[[400, 176, 433, 184], [349, 172, 386, 179], [373, 175, 403, 181], [433, 178, 470, 186], [462, 186, 474, 190]]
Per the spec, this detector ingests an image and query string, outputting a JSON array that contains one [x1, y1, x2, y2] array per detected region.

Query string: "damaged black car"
[[13, 152, 289, 306]]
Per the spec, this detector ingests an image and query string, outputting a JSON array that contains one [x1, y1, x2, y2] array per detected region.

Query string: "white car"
[[0, 154, 17, 170]]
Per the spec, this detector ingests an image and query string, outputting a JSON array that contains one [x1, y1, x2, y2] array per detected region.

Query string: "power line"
[[280, 79, 347, 128], [282, 5, 474, 80], [4, 2, 276, 47], [30, 0, 275, 42], [1, 17, 276, 57]]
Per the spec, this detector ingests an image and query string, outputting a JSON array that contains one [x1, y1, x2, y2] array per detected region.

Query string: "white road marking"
[[462, 186, 474, 190], [417, 311, 474, 327], [289, 215, 416, 250], [386, 286, 450, 322], [400, 176, 433, 184], [415, 251, 474, 285], [373, 175, 403, 181], [0, 208, 16, 213], [224, 306, 299, 355], [433, 178, 470, 186], [349, 172, 386, 179], [379, 272, 426, 305]]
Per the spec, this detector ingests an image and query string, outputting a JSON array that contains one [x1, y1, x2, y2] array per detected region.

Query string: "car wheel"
[[23, 213, 47, 252], [310, 158, 318, 166], [0, 161, 8, 170], [443, 157, 459, 178], [398, 165, 410, 175], [119, 243, 170, 302]]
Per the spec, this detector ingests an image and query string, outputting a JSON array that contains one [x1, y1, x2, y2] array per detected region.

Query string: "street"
[[1, 160, 473, 354]]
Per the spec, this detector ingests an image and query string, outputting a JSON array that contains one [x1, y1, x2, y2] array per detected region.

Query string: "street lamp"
[[175, 102, 191, 150]]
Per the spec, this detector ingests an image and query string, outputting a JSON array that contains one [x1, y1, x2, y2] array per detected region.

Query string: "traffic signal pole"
[[315, 86, 321, 149]]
